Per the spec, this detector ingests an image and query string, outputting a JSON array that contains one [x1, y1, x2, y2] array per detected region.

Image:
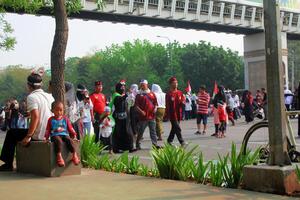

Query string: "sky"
[[0, 13, 244, 68]]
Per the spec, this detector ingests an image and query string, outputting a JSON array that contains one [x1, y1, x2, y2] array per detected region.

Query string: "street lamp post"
[[157, 35, 173, 76], [291, 50, 295, 91]]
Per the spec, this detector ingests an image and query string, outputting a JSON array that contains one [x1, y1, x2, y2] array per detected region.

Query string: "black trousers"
[[51, 135, 75, 154], [298, 116, 300, 136], [93, 113, 101, 143], [100, 135, 112, 150], [0, 128, 28, 166], [167, 120, 184, 144]]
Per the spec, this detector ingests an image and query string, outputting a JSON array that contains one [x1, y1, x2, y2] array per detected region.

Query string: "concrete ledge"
[[16, 141, 81, 177], [243, 164, 300, 195]]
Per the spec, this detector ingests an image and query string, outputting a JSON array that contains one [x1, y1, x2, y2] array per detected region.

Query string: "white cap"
[[140, 79, 148, 84]]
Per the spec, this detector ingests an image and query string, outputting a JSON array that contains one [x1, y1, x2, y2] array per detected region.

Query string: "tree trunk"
[[51, 0, 68, 103]]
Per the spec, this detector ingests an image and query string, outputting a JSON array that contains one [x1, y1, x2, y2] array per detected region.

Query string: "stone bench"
[[16, 140, 81, 177]]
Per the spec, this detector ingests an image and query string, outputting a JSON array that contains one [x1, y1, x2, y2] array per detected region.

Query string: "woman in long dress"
[[110, 81, 134, 153], [243, 90, 254, 123]]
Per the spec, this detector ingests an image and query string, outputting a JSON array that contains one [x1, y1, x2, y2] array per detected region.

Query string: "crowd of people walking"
[[1, 67, 300, 170]]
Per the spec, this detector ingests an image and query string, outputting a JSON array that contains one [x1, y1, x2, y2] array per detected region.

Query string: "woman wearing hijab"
[[151, 84, 166, 141], [110, 80, 134, 153], [242, 90, 254, 123], [212, 86, 227, 136], [126, 84, 139, 148]]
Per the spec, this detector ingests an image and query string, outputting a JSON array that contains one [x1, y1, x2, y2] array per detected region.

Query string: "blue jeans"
[[83, 122, 91, 136], [136, 120, 158, 146]]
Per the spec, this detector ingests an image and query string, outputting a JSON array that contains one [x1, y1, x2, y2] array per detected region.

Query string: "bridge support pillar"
[[244, 32, 288, 93]]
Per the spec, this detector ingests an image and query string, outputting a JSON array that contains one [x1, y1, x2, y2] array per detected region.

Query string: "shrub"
[[126, 156, 141, 174], [80, 135, 106, 168], [151, 143, 197, 181], [209, 161, 223, 187], [219, 143, 260, 188], [296, 165, 300, 182], [138, 164, 149, 177], [190, 153, 211, 184]]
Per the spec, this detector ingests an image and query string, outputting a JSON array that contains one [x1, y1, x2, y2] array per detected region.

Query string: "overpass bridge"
[[80, 0, 300, 91], [81, 0, 300, 38]]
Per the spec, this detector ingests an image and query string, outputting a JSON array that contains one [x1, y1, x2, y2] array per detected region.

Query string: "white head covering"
[[151, 84, 162, 93]]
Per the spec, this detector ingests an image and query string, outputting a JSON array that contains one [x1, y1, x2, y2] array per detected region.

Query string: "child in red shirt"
[[45, 101, 80, 167], [217, 101, 226, 138]]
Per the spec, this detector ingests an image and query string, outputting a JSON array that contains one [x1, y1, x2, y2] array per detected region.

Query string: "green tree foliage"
[[179, 42, 244, 93], [64, 40, 244, 96], [0, 12, 16, 51], [0, 66, 50, 104], [0, 41, 243, 104]]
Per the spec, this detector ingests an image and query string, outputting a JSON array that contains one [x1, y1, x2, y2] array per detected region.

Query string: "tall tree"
[[1, 0, 85, 102], [51, 0, 68, 102]]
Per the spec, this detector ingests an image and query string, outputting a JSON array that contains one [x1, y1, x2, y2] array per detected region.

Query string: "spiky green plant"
[[127, 156, 141, 174], [219, 143, 260, 188], [80, 135, 106, 168], [190, 153, 211, 183], [94, 154, 110, 170], [209, 161, 223, 187], [151, 143, 197, 181], [295, 165, 300, 182], [138, 164, 149, 176]]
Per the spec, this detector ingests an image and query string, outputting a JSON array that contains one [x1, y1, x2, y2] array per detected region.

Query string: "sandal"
[[72, 153, 80, 165], [57, 154, 65, 167]]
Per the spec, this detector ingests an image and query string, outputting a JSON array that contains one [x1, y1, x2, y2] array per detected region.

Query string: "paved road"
[[127, 117, 300, 165]]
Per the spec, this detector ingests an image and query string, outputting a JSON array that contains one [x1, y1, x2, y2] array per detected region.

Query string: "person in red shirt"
[[165, 77, 187, 147], [217, 101, 227, 138], [90, 81, 106, 143], [134, 79, 160, 149]]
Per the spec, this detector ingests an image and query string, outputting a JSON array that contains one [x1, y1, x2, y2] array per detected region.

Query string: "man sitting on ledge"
[[0, 70, 54, 171]]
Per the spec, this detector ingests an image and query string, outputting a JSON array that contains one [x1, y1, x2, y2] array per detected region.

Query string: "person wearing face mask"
[[110, 80, 135, 153]]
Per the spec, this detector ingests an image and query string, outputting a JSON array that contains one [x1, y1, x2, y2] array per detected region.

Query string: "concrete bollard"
[[16, 140, 81, 177]]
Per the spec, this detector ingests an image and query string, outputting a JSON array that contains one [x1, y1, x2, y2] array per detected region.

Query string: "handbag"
[[115, 112, 127, 120]]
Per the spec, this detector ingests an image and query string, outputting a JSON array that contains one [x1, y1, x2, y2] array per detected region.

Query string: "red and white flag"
[[212, 81, 218, 98], [185, 80, 192, 93]]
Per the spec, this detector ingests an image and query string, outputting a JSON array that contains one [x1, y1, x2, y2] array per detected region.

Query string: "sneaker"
[[194, 131, 201, 135], [0, 163, 13, 171], [211, 133, 217, 137], [56, 155, 65, 167], [72, 153, 80, 165], [202, 131, 206, 135]]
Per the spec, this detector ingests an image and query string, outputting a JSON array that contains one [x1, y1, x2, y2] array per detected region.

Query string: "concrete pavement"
[[0, 168, 295, 200]]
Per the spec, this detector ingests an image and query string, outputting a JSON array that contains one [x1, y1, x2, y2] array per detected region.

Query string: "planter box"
[[16, 140, 81, 177]]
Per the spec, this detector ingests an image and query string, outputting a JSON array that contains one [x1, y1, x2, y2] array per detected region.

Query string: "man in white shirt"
[[0, 73, 54, 171]]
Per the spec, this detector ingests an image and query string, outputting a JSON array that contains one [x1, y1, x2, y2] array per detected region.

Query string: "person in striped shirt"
[[195, 85, 210, 135]]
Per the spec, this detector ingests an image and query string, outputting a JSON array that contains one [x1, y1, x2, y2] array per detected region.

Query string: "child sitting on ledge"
[[45, 101, 80, 167]]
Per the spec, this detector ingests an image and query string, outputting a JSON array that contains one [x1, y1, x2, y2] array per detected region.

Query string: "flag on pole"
[[185, 80, 192, 93], [212, 81, 218, 99]]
